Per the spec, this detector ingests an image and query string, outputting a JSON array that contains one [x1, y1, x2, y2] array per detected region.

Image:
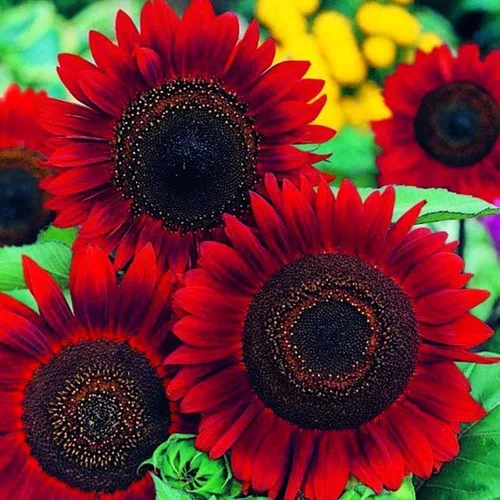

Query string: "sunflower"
[[0, 84, 55, 247], [0, 244, 181, 498], [39, 0, 333, 273], [373, 44, 500, 202], [167, 175, 498, 500]]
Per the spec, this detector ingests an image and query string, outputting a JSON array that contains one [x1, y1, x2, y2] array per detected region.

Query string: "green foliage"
[[417, 356, 500, 499], [342, 475, 415, 499], [414, 7, 459, 48], [0, 2, 65, 96], [0, 226, 75, 309], [317, 126, 378, 187], [0, 240, 72, 291], [462, 220, 500, 322]]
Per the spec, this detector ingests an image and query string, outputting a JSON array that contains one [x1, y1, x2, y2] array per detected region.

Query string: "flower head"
[[374, 44, 500, 202], [40, 0, 333, 273], [167, 175, 497, 500], [0, 245, 180, 497], [0, 84, 54, 247]]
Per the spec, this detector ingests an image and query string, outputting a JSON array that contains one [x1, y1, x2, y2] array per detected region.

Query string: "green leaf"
[[342, 475, 415, 499], [462, 220, 499, 322], [314, 126, 377, 181], [4, 288, 39, 311], [331, 186, 500, 224], [417, 355, 500, 499], [414, 7, 459, 48], [458, 0, 500, 14], [152, 475, 193, 500], [0, 241, 72, 291], [38, 226, 78, 246]]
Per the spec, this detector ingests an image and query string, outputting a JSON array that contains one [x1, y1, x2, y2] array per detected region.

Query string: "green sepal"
[[152, 474, 193, 500], [147, 434, 241, 499], [341, 475, 415, 499]]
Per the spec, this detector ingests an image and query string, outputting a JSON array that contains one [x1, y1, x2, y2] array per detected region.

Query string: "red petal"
[[378, 200, 426, 262], [359, 423, 405, 490], [0, 311, 51, 360], [135, 47, 164, 87], [250, 192, 293, 263], [181, 365, 248, 413], [282, 180, 320, 253], [333, 179, 363, 254], [252, 417, 293, 492], [115, 9, 140, 52], [22, 256, 74, 339], [209, 399, 263, 459], [416, 289, 490, 324], [199, 241, 257, 293], [385, 405, 434, 478], [247, 61, 310, 116], [70, 246, 118, 331], [119, 245, 158, 333], [313, 433, 349, 500]]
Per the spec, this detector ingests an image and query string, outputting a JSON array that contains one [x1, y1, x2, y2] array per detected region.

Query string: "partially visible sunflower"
[[373, 44, 500, 202], [0, 84, 55, 247], [40, 0, 333, 273], [0, 245, 181, 498], [167, 175, 498, 500]]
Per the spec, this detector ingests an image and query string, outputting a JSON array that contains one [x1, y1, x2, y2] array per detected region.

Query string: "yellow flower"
[[356, 2, 421, 47], [341, 96, 367, 127], [291, 0, 320, 16], [362, 36, 397, 69], [357, 81, 392, 122], [317, 99, 346, 130], [256, 0, 307, 44], [390, 0, 414, 5], [313, 12, 367, 86], [273, 44, 289, 64], [418, 32, 444, 53], [285, 35, 341, 101]]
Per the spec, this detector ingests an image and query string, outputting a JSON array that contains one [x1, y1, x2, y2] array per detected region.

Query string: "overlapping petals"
[[0, 245, 178, 499], [167, 174, 497, 500], [40, 0, 334, 274]]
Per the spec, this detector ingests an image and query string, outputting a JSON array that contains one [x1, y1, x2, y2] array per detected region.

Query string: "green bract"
[[341, 475, 415, 499], [144, 434, 242, 499]]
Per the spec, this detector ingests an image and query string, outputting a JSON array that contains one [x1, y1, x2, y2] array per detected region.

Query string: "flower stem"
[[457, 219, 466, 259]]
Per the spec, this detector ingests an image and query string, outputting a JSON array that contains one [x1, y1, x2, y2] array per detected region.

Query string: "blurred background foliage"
[[0, 0, 498, 342]]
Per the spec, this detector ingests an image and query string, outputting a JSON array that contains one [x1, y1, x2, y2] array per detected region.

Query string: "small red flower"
[[0, 84, 54, 246], [167, 175, 497, 500], [374, 44, 500, 202], [0, 245, 180, 498], [40, 0, 334, 274]]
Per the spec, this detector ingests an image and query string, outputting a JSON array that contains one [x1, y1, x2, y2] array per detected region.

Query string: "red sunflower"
[[373, 44, 500, 202], [167, 175, 498, 500], [40, 0, 333, 273], [0, 245, 180, 499], [0, 84, 54, 247]]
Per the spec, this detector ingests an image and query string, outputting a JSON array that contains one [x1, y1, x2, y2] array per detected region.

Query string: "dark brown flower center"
[[0, 148, 54, 246], [113, 79, 259, 233], [243, 253, 419, 431], [414, 82, 499, 167], [23, 340, 170, 493]]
